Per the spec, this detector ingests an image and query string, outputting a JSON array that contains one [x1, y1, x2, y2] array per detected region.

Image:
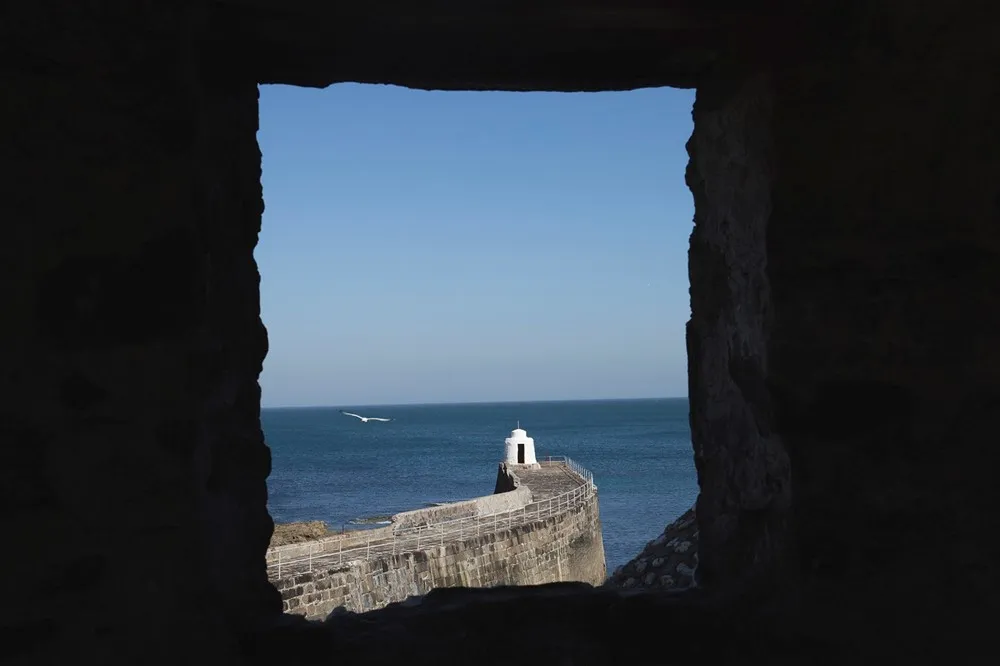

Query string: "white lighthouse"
[[504, 422, 539, 466]]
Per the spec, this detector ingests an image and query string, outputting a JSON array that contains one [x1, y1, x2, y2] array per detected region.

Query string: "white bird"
[[340, 410, 392, 423]]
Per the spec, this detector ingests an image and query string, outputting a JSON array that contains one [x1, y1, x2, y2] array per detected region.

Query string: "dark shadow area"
[[2, 1, 998, 664]]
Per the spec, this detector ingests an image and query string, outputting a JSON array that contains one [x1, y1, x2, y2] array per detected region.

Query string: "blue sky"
[[256, 84, 695, 408]]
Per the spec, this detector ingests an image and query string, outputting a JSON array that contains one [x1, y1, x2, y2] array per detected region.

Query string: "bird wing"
[[340, 411, 364, 420], [369, 417, 392, 422]]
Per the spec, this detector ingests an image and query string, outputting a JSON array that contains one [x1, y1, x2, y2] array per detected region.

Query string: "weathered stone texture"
[[391, 483, 533, 529], [1, 3, 276, 664], [680, 0, 1000, 643], [762, 0, 1000, 637], [228, 0, 723, 91], [686, 71, 790, 597], [248, 584, 837, 666], [607, 505, 699, 591], [275, 491, 605, 619], [493, 462, 521, 494], [3, 0, 1000, 664], [267, 482, 534, 564]]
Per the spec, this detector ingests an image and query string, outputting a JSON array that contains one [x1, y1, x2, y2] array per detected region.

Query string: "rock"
[[270, 521, 332, 547], [605, 505, 698, 591]]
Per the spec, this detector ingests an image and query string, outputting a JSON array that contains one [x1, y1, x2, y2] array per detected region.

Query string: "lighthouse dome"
[[503, 425, 538, 466]]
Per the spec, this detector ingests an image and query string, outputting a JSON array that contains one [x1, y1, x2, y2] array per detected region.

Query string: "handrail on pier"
[[267, 458, 596, 579]]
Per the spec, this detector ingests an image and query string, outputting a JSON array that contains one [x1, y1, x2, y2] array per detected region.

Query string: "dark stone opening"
[[3, 1, 997, 664]]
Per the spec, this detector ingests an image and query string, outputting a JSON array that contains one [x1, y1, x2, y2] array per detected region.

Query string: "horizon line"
[[262, 395, 688, 411]]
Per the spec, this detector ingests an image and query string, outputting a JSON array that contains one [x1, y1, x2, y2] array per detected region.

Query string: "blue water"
[[263, 397, 697, 571]]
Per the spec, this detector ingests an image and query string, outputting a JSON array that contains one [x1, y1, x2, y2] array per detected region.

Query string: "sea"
[[263, 397, 697, 573]]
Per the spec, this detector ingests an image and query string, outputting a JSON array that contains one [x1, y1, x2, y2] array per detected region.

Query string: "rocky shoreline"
[[605, 504, 698, 591], [270, 520, 334, 547]]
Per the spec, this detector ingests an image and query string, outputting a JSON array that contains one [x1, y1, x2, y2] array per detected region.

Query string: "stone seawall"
[[267, 485, 534, 566], [274, 484, 604, 619], [391, 485, 533, 530]]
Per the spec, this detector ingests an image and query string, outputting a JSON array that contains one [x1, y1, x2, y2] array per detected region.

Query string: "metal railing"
[[540, 456, 594, 487], [267, 458, 596, 580]]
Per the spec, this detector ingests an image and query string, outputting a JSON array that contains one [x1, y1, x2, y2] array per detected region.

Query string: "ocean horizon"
[[263, 397, 698, 572], [263, 394, 686, 410]]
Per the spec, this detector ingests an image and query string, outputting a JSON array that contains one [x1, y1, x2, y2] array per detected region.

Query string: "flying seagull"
[[340, 410, 392, 423]]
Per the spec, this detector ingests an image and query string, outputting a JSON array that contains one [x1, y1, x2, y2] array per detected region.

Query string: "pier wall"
[[272, 468, 604, 618], [391, 485, 533, 529], [266, 485, 534, 566]]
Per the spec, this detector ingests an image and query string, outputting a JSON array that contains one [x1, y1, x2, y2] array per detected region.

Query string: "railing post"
[[366, 533, 371, 559], [339, 537, 343, 564], [309, 544, 313, 573], [277, 550, 282, 579], [392, 532, 397, 556], [416, 526, 421, 550], [440, 526, 444, 547]]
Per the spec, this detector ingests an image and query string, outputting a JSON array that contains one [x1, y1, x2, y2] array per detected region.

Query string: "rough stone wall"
[[267, 486, 533, 563], [252, 583, 834, 666], [493, 462, 521, 493], [683, 0, 1000, 641], [196, 60, 280, 639], [4, 1, 999, 663], [233, 0, 720, 90], [1, 3, 276, 664], [764, 0, 1000, 635], [269, 524, 395, 565], [686, 71, 790, 596], [275, 491, 604, 619]]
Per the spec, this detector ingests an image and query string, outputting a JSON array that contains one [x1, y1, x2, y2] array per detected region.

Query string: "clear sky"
[[256, 84, 695, 408]]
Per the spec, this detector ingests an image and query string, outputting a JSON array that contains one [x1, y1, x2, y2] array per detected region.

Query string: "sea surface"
[[264, 397, 697, 573]]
